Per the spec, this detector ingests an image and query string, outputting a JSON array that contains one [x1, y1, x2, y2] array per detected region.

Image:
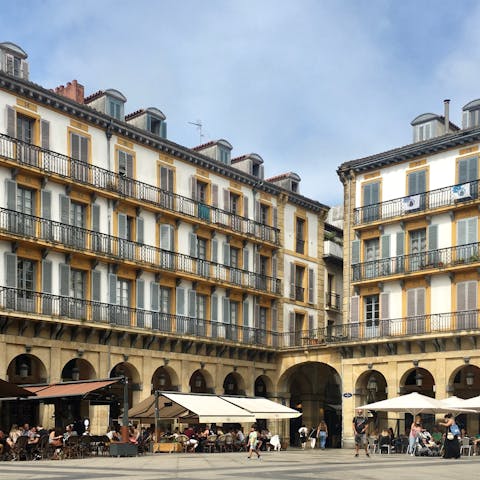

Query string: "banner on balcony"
[[403, 194, 420, 211], [452, 183, 471, 200]]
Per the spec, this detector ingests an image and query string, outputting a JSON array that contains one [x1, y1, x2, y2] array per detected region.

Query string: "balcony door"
[[409, 229, 426, 271], [364, 295, 379, 338]]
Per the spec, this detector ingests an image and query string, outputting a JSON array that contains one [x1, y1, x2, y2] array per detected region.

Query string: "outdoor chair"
[[224, 433, 234, 452], [64, 435, 81, 459], [460, 437, 473, 456], [79, 435, 92, 458], [216, 434, 226, 452], [205, 434, 217, 453], [10, 435, 29, 461]]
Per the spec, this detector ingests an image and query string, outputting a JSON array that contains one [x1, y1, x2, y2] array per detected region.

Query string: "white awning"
[[221, 395, 301, 419], [161, 392, 256, 423]]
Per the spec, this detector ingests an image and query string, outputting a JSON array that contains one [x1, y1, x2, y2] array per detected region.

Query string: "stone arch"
[[61, 358, 96, 381], [399, 367, 435, 396], [222, 371, 245, 395], [189, 368, 214, 393], [254, 374, 273, 397], [448, 363, 480, 398], [355, 369, 388, 432], [151, 365, 180, 392], [7, 354, 47, 384]]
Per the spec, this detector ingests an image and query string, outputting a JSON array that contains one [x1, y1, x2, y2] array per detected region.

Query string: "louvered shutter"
[[136, 279, 145, 309], [308, 314, 314, 332], [188, 290, 197, 318], [243, 196, 249, 217], [381, 235, 390, 258], [118, 213, 127, 240], [211, 184, 218, 207], [352, 240, 360, 263], [273, 207, 278, 228], [60, 195, 70, 224], [92, 204, 100, 231], [108, 273, 117, 304], [189, 232, 198, 257], [80, 136, 88, 163], [243, 248, 249, 270], [71, 133, 79, 161], [223, 189, 230, 211], [91, 271, 101, 302], [136, 217, 144, 244], [243, 299, 249, 326], [160, 224, 172, 250], [417, 288, 425, 316], [350, 296, 359, 323], [428, 225, 438, 250], [150, 282, 159, 311], [223, 297, 230, 324], [176, 287, 185, 315], [211, 295, 218, 321], [254, 201, 260, 221], [41, 190, 51, 220], [59, 264, 70, 296], [289, 263, 295, 299], [211, 239, 218, 263], [223, 243, 230, 266], [467, 281, 477, 310], [407, 289, 416, 317], [190, 176, 197, 200], [6, 105, 15, 137], [308, 268, 314, 303], [41, 119, 50, 149], [42, 260, 52, 293], [5, 252, 17, 288], [457, 283, 467, 311], [271, 304, 278, 333], [6, 179, 16, 209]]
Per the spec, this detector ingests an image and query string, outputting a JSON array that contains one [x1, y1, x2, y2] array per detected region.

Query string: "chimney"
[[444, 99, 450, 134], [54, 80, 85, 104]]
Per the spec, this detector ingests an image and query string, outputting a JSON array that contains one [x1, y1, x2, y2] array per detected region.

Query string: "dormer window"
[[462, 100, 480, 129], [0, 42, 29, 80], [291, 181, 299, 193], [219, 147, 230, 165], [416, 122, 432, 142], [147, 114, 167, 138], [108, 98, 123, 120]]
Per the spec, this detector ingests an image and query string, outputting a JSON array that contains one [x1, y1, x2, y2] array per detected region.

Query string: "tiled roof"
[[125, 109, 145, 121], [192, 140, 216, 151], [84, 90, 104, 103]]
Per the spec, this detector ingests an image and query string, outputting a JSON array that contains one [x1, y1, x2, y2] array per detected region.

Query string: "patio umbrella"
[[450, 395, 480, 412], [358, 392, 469, 416], [438, 396, 475, 415]]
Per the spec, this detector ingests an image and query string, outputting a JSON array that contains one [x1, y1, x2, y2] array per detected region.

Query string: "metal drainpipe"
[[444, 99, 450, 135], [105, 122, 113, 239]]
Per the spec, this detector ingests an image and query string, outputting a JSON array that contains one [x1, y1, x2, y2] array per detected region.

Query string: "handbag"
[[446, 432, 454, 440]]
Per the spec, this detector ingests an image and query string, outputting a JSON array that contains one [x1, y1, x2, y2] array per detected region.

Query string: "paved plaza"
[[0, 448, 477, 480]]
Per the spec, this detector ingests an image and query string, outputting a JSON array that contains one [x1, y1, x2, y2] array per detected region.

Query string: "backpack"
[[450, 423, 460, 436]]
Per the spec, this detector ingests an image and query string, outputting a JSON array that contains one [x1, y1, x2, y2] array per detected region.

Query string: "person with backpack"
[[352, 409, 369, 457]]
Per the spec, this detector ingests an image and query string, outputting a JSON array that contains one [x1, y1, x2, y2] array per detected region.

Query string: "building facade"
[[338, 99, 480, 439], [0, 42, 339, 443]]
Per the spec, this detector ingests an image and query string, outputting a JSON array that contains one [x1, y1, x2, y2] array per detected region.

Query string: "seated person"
[[268, 434, 281, 451], [106, 426, 121, 442], [49, 428, 63, 447]]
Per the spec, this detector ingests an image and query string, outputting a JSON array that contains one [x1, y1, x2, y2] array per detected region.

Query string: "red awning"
[[24, 379, 119, 400], [0, 379, 36, 398]]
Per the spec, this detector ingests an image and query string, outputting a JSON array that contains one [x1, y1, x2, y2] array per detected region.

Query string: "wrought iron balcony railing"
[[294, 285, 305, 302], [325, 291, 341, 310], [0, 134, 280, 245], [352, 242, 480, 282], [0, 286, 278, 348], [354, 179, 479, 226], [278, 308, 480, 347], [0, 207, 281, 295]]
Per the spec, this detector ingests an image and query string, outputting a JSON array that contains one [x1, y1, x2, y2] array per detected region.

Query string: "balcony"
[[352, 242, 480, 283], [295, 238, 305, 254], [277, 308, 480, 347], [294, 285, 305, 302], [325, 291, 341, 310], [324, 240, 343, 260], [353, 179, 479, 227], [0, 134, 279, 245], [0, 286, 277, 348], [0, 207, 281, 296]]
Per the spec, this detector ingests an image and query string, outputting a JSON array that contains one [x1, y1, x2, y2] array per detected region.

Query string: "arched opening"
[[190, 370, 207, 393], [355, 370, 388, 433], [280, 362, 342, 449]]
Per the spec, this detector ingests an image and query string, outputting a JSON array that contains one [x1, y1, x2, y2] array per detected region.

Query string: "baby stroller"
[[415, 431, 440, 457]]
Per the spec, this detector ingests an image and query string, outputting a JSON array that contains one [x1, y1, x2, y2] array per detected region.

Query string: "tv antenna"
[[188, 120, 204, 144]]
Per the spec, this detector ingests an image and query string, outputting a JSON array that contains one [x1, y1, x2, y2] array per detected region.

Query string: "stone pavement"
[[0, 448, 477, 480]]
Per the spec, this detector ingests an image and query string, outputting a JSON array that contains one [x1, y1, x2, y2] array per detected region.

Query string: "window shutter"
[[254, 301, 260, 329], [223, 189, 230, 211], [243, 196, 249, 217], [59, 264, 70, 297], [417, 288, 425, 316], [380, 292, 389, 319], [273, 207, 278, 228], [5, 252, 17, 287], [308, 314, 314, 332], [211, 294, 218, 322], [407, 289, 415, 317], [350, 296, 359, 323], [60, 195, 70, 224], [428, 225, 438, 250], [190, 176, 197, 200], [41, 190, 51, 220], [308, 268, 315, 303], [80, 136, 88, 163], [189, 232, 198, 257], [71, 133, 79, 160], [160, 224, 172, 250], [186, 289, 196, 318], [223, 243, 230, 266], [108, 273, 117, 305], [254, 201, 260, 222], [41, 119, 50, 149], [211, 184, 218, 207], [92, 204, 100, 231], [118, 213, 127, 240], [272, 253, 277, 280], [467, 217, 478, 244], [457, 282, 467, 311], [222, 297, 230, 323], [6, 179, 16, 209], [243, 248, 249, 270], [176, 287, 185, 315], [136, 279, 145, 309], [6, 105, 15, 137], [42, 260, 52, 293], [467, 281, 477, 310], [126, 154, 133, 178], [243, 299, 249, 326], [211, 239, 218, 263], [150, 282, 159, 311], [271, 304, 278, 332], [136, 217, 144, 244], [381, 235, 390, 258], [351, 240, 360, 264], [468, 157, 478, 183], [289, 311, 295, 333], [396, 231, 404, 255], [92, 270, 101, 302], [289, 262, 295, 299]]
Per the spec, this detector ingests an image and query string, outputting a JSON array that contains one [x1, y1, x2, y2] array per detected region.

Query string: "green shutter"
[[92, 271, 101, 302], [136, 217, 144, 244], [351, 240, 360, 264], [381, 235, 390, 258], [42, 260, 52, 293], [136, 279, 145, 309], [59, 264, 70, 297], [108, 273, 117, 305], [5, 252, 17, 288], [428, 225, 438, 250]]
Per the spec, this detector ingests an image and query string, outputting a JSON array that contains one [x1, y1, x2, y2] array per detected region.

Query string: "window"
[[108, 98, 123, 120], [457, 281, 477, 330], [296, 217, 305, 254], [118, 213, 134, 260], [260, 204, 269, 224], [230, 193, 240, 215], [70, 269, 86, 299], [406, 287, 426, 334], [294, 265, 305, 301], [465, 109, 480, 129], [257, 255, 268, 290], [148, 115, 161, 135], [409, 229, 426, 271], [196, 181, 208, 203], [230, 247, 241, 285], [364, 238, 379, 278], [416, 123, 432, 142], [219, 147, 230, 165], [362, 181, 380, 222], [160, 287, 171, 313], [15, 186, 35, 236], [160, 223, 175, 269], [70, 132, 89, 182], [17, 258, 35, 312], [456, 217, 478, 260], [16, 114, 38, 165], [364, 295, 379, 328]]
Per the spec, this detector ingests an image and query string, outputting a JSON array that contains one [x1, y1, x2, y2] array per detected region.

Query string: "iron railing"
[[0, 286, 278, 348], [325, 291, 341, 310], [354, 179, 479, 226], [352, 241, 480, 282], [0, 207, 281, 295], [0, 134, 280, 245], [277, 309, 480, 347]]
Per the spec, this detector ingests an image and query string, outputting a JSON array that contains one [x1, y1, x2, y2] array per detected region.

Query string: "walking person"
[[247, 425, 261, 459], [298, 425, 308, 450], [352, 409, 369, 457], [439, 413, 461, 459], [318, 419, 328, 449]]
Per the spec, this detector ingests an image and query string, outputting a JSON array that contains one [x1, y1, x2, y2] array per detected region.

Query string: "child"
[[247, 425, 261, 459]]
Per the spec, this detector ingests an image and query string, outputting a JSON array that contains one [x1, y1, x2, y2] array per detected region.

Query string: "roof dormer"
[[193, 139, 233, 165], [231, 153, 264, 179], [411, 100, 459, 142], [84, 88, 127, 120], [125, 107, 167, 138], [462, 99, 480, 129], [266, 172, 301, 193], [0, 42, 29, 80]]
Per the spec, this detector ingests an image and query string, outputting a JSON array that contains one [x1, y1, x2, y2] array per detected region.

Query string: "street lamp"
[[366, 375, 378, 393], [194, 375, 202, 388], [466, 371, 475, 387], [158, 373, 167, 388], [415, 370, 423, 387]]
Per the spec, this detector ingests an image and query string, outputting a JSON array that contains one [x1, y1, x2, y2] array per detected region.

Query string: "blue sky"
[[2, 0, 480, 206]]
